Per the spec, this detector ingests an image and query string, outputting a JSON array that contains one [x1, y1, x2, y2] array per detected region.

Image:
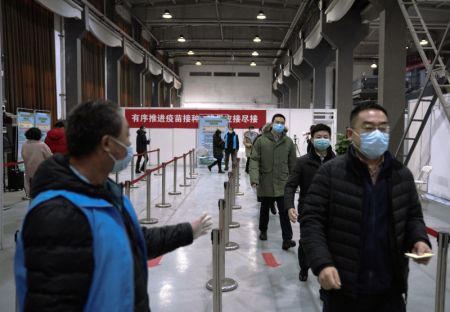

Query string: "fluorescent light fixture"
[[177, 35, 186, 43], [420, 39, 428, 46], [195, 60, 202, 66], [253, 35, 262, 43], [370, 63, 377, 69], [187, 50, 195, 55], [250, 61, 257, 66], [252, 51, 259, 56], [162, 10, 172, 19], [257, 11, 266, 20]]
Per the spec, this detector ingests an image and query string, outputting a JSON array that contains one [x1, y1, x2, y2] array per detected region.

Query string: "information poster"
[[197, 115, 229, 165], [34, 111, 52, 141], [17, 110, 35, 162]]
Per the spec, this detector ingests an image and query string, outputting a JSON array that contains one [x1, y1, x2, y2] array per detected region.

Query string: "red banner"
[[124, 108, 267, 129]]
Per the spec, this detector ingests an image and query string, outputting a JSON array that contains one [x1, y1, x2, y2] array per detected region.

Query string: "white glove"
[[190, 213, 213, 240]]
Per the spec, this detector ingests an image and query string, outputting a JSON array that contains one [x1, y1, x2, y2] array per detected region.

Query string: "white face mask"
[[108, 137, 134, 173]]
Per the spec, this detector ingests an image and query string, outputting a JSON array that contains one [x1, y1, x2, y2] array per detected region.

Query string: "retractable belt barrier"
[[2, 161, 24, 167], [129, 148, 162, 186], [426, 226, 449, 312]]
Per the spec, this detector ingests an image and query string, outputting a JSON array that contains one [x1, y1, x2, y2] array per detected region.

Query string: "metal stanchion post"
[[187, 149, 196, 180], [154, 149, 162, 176], [179, 153, 191, 187], [155, 164, 172, 208], [211, 229, 222, 312], [206, 199, 238, 292], [192, 148, 198, 175], [228, 172, 240, 228], [235, 158, 244, 196], [124, 181, 131, 198], [140, 171, 158, 224], [435, 232, 449, 312], [115, 172, 119, 184], [231, 164, 241, 210], [130, 157, 139, 189], [224, 180, 239, 248], [169, 158, 182, 195]]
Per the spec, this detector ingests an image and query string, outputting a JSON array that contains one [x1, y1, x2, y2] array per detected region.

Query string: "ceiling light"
[[177, 35, 186, 43], [253, 35, 262, 43], [370, 63, 377, 69], [250, 61, 257, 67], [162, 10, 172, 19], [420, 39, 428, 46], [256, 11, 266, 20], [252, 51, 259, 56], [187, 50, 195, 55], [195, 60, 202, 66]]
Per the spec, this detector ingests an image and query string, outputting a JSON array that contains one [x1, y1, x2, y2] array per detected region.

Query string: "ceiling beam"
[[145, 19, 291, 27], [172, 54, 280, 58], [157, 47, 287, 51], [132, 1, 297, 11], [216, 0, 224, 41]]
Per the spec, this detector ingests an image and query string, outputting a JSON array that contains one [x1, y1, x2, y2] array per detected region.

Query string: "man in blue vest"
[[15, 100, 212, 312], [223, 127, 239, 171]]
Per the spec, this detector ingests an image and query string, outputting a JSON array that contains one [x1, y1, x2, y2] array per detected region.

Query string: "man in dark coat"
[[301, 103, 431, 312], [136, 125, 150, 173], [284, 123, 335, 281], [15, 100, 212, 312], [223, 127, 239, 171]]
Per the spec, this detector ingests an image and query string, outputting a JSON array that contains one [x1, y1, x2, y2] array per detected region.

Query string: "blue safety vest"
[[15, 190, 148, 312], [224, 133, 238, 150]]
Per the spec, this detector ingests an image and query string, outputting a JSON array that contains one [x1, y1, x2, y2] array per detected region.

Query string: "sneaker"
[[259, 231, 267, 241], [299, 270, 308, 282], [282, 240, 296, 250]]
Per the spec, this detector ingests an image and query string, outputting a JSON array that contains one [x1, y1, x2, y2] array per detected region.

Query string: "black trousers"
[[298, 238, 309, 272], [136, 153, 148, 171], [259, 196, 293, 241], [245, 157, 250, 173], [209, 157, 223, 172], [322, 291, 406, 312], [224, 150, 236, 170]]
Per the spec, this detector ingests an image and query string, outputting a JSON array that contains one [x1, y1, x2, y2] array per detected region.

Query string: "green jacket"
[[249, 128, 297, 197]]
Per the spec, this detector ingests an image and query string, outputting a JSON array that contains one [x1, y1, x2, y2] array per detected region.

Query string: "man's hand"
[[318, 266, 341, 290], [288, 208, 298, 223], [411, 241, 432, 265]]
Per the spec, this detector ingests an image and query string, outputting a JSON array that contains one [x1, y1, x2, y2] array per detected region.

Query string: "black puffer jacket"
[[23, 154, 193, 311], [284, 148, 335, 211], [212, 133, 225, 159], [300, 146, 430, 296], [136, 129, 150, 153]]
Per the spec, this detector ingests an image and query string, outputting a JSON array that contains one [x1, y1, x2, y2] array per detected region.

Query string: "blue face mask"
[[356, 130, 389, 160], [272, 123, 285, 133], [313, 138, 330, 151], [108, 137, 134, 173]]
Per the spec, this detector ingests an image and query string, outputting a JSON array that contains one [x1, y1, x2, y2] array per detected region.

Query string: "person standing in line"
[[223, 127, 239, 171], [15, 100, 212, 312], [243, 125, 258, 174], [21, 127, 52, 199], [284, 123, 335, 282], [135, 125, 150, 173], [208, 129, 225, 173], [301, 103, 431, 312], [250, 114, 296, 250], [44, 121, 68, 154]]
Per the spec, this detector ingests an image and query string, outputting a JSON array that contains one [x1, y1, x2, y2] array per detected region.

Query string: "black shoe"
[[207, 166, 212, 172], [259, 231, 267, 241], [224, 167, 228, 171], [282, 240, 296, 250], [270, 205, 277, 215], [218, 171, 225, 174], [135, 170, 141, 174], [299, 270, 308, 282], [140, 167, 145, 172]]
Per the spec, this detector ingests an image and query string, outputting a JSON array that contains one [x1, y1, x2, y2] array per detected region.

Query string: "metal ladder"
[[395, 0, 450, 165]]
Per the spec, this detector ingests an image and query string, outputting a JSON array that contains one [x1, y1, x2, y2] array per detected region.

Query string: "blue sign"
[[197, 115, 229, 165]]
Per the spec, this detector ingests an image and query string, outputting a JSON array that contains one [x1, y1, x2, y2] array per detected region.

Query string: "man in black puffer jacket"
[[284, 123, 335, 282], [301, 103, 431, 312], [15, 100, 212, 312]]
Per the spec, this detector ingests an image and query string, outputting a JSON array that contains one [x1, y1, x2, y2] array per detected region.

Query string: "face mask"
[[355, 130, 389, 160], [313, 138, 330, 151], [272, 123, 285, 133], [108, 137, 134, 173]]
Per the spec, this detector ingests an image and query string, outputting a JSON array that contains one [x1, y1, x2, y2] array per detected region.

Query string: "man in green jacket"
[[250, 113, 297, 250]]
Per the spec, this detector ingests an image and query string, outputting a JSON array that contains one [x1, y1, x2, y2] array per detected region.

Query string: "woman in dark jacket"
[[208, 129, 225, 173]]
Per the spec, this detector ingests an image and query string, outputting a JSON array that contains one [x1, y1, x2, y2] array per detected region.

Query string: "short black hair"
[[66, 100, 123, 157], [54, 121, 65, 128], [311, 123, 331, 137], [249, 125, 255, 129], [271, 113, 286, 122], [25, 127, 42, 140], [350, 102, 388, 127]]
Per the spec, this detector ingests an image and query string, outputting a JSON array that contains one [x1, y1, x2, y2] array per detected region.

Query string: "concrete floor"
[[1, 164, 450, 312]]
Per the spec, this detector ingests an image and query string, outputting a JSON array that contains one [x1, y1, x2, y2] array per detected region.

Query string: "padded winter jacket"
[[44, 127, 68, 154], [300, 146, 431, 296]]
